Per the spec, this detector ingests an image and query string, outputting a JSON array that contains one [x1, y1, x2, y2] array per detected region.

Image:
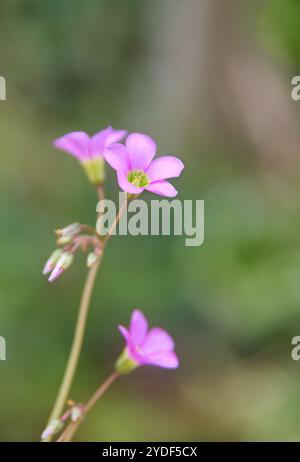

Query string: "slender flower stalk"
[[46, 258, 103, 435], [57, 372, 119, 442], [44, 188, 127, 441]]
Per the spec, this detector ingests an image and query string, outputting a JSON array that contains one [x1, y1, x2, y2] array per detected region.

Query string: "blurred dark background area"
[[1, 0, 300, 441]]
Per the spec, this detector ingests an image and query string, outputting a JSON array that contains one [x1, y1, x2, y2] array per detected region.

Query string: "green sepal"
[[82, 157, 105, 185], [115, 348, 138, 375]]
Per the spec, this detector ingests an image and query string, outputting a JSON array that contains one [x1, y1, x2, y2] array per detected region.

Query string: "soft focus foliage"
[[1, 0, 300, 441]]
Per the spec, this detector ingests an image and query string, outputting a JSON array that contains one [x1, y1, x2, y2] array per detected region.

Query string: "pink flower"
[[53, 126, 127, 184], [53, 126, 127, 162], [117, 310, 179, 372], [104, 133, 184, 197]]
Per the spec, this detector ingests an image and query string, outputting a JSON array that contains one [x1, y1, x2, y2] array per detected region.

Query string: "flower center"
[[127, 170, 149, 188]]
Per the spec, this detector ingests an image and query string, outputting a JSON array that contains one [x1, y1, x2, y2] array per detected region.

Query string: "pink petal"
[[129, 310, 148, 346], [117, 171, 144, 194], [90, 129, 111, 157], [145, 350, 179, 369], [125, 133, 156, 170], [103, 143, 131, 173], [118, 325, 140, 360], [105, 128, 127, 146], [146, 156, 184, 182], [53, 131, 90, 161], [118, 325, 132, 344], [141, 327, 175, 355], [90, 127, 127, 158], [145, 180, 178, 197]]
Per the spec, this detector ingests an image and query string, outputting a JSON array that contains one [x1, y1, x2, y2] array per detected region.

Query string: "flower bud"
[[43, 249, 63, 275], [56, 235, 73, 246], [55, 223, 81, 238], [115, 349, 138, 375], [41, 419, 64, 440], [70, 405, 84, 422], [86, 248, 102, 268], [48, 252, 74, 282]]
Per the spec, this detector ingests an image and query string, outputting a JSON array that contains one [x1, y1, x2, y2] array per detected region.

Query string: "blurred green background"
[[2, 0, 300, 441]]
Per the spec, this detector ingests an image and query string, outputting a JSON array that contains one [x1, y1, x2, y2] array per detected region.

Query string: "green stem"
[[45, 257, 103, 437], [44, 187, 127, 441], [44, 185, 105, 441]]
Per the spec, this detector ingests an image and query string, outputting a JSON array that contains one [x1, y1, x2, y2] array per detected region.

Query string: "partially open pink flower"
[[116, 310, 179, 373], [104, 133, 184, 197], [54, 127, 127, 162], [53, 126, 127, 184]]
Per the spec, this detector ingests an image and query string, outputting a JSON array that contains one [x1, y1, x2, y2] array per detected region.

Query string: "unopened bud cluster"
[[43, 222, 102, 282]]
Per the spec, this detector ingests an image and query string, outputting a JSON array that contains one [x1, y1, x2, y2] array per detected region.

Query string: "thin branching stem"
[[57, 371, 119, 442], [44, 187, 127, 441]]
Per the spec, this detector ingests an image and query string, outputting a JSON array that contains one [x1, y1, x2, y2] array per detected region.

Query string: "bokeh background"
[[1, 0, 300, 441]]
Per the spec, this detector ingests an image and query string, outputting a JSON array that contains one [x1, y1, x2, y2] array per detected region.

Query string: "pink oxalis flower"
[[116, 309, 179, 374], [104, 133, 184, 197], [53, 126, 127, 184], [53, 126, 127, 162]]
